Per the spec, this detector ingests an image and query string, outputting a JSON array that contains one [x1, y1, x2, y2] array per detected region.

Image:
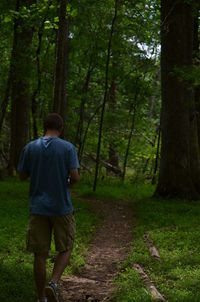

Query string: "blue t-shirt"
[[17, 137, 80, 216]]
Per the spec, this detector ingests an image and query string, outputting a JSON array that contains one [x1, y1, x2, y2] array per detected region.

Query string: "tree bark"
[[9, 0, 35, 174], [74, 60, 93, 157], [108, 75, 120, 170], [53, 0, 70, 138], [79, 103, 102, 165], [193, 3, 200, 148], [93, 0, 119, 191], [152, 126, 161, 184], [149, 70, 160, 118], [31, 1, 52, 139], [156, 0, 200, 199], [122, 103, 136, 181], [0, 73, 11, 135]]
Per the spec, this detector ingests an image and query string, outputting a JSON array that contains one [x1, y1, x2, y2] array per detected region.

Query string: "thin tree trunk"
[[93, 0, 119, 191], [143, 158, 150, 175], [108, 74, 120, 170], [9, 0, 36, 174], [156, 0, 200, 199], [149, 70, 160, 118], [193, 4, 200, 148], [122, 103, 136, 181], [31, 1, 51, 139], [122, 76, 140, 181], [152, 126, 161, 184], [0, 73, 11, 135], [53, 0, 70, 138], [79, 103, 102, 165], [74, 60, 93, 156]]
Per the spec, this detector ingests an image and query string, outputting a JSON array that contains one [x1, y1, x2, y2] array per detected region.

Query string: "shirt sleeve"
[[68, 145, 80, 169], [17, 146, 30, 174]]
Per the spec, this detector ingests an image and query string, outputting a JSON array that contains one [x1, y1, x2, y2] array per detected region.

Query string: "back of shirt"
[[18, 137, 80, 216]]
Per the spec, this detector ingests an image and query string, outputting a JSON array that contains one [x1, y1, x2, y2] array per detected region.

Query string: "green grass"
[[0, 179, 98, 302], [73, 177, 155, 201], [76, 179, 200, 301], [2, 178, 200, 302], [114, 193, 200, 301]]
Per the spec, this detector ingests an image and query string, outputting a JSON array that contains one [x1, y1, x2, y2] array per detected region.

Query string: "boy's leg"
[[44, 250, 72, 302], [49, 214, 76, 283], [26, 215, 52, 300], [34, 252, 48, 300], [51, 249, 72, 283]]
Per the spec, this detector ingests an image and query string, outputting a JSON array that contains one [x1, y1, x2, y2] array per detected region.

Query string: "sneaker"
[[45, 281, 60, 302]]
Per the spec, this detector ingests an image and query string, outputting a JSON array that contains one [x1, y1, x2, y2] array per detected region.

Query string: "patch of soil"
[[60, 197, 133, 302]]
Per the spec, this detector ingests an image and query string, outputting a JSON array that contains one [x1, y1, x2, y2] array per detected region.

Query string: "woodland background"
[[1, 1, 200, 302], [1, 0, 200, 197], [0, 0, 161, 189]]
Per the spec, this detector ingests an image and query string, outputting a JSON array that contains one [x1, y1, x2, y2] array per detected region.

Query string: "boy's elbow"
[[70, 169, 80, 185], [71, 174, 79, 184], [19, 171, 29, 181]]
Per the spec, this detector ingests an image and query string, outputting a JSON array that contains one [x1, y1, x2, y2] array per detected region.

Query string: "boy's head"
[[43, 113, 64, 134]]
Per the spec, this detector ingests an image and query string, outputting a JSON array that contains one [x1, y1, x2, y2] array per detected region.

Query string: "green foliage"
[[0, 0, 162, 182]]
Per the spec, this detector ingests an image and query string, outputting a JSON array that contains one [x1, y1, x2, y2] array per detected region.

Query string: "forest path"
[[59, 196, 134, 302]]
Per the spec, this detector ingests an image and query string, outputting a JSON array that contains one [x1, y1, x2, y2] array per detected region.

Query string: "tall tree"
[[9, 0, 36, 174], [31, 1, 52, 139], [93, 0, 119, 191], [156, 0, 200, 199], [108, 75, 120, 170], [193, 2, 200, 148], [53, 0, 69, 138]]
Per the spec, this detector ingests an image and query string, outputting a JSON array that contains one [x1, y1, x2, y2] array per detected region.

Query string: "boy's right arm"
[[70, 169, 79, 187]]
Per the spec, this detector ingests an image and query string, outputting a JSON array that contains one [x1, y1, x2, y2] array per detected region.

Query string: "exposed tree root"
[[133, 264, 166, 301], [144, 233, 161, 261]]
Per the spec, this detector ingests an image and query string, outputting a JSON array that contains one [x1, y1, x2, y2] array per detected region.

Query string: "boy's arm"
[[69, 168, 79, 187], [19, 171, 29, 181], [17, 146, 30, 181]]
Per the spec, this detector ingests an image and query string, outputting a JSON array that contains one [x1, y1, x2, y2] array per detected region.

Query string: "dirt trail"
[[60, 197, 133, 302]]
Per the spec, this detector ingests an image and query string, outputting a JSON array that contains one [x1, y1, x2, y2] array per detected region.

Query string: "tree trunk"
[[74, 60, 93, 157], [53, 0, 70, 138], [156, 0, 200, 199], [31, 1, 51, 139], [79, 103, 102, 165], [122, 103, 137, 181], [149, 70, 160, 118], [108, 76, 120, 170], [0, 73, 11, 135], [193, 4, 200, 148], [9, 0, 35, 174], [93, 0, 119, 191], [152, 126, 161, 184]]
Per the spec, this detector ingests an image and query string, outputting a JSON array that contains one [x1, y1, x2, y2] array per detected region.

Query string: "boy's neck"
[[44, 130, 60, 137]]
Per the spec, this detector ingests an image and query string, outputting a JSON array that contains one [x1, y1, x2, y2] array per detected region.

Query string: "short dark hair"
[[43, 113, 64, 133]]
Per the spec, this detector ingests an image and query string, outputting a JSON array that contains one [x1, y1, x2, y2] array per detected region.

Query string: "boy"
[[18, 113, 79, 302]]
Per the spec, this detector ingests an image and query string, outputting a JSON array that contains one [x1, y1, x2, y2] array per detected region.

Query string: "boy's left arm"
[[17, 146, 30, 181]]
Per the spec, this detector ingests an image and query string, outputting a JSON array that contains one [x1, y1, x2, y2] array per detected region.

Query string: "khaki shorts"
[[26, 213, 76, 253]]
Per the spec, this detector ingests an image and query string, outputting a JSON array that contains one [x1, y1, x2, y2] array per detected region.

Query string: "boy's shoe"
[[45, 281, 60, 302], [37, 299, 48, 302]]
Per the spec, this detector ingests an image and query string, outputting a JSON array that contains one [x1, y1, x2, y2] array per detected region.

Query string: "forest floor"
[[1, 180, 200, 302], [60, 195, 134, 301]]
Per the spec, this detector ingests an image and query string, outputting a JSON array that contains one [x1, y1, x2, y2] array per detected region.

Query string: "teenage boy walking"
[[18, 113, 80, 302]]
